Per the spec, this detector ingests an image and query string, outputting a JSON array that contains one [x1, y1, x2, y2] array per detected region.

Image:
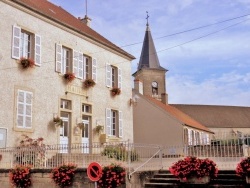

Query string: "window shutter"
[[55, 43, 62, 73], [34, 34, 41, 66], [92, 58, 97, 82], [12, 25, 21, 59], [106, 108, 111, 136], [83, 56, 87, 80], [25, 92, 32, 128], [73, 50, 78, 76], [78, 53, 84, 79], [118, 68, 122, 89], [106, 64, 111, 87], [119, 111, 123, 138], [17, 90, 25, 127], [17, 90, 32, 128]]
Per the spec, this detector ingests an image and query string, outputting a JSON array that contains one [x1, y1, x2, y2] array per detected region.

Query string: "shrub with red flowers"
[[98, 163, 126, 188], [169, 156, 218, 181], [51, 163, 77, 188], [20, 57, 35, 69], [111, 87, 121, 96], [236, 157, 250, 177], [64, 72, 75, 82], [9, 165, 32, 188], [15, 135, 45, 168]]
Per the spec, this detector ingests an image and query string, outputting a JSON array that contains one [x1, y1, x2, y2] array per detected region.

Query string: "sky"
[[49, 0, 250, 106]]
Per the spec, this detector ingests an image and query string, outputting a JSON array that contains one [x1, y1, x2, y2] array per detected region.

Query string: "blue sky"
[[50, 0, 250, 106]]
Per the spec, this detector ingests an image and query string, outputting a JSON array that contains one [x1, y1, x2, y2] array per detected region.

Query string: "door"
[[82, 116, 89, 153], [60, 112, 69, 153]]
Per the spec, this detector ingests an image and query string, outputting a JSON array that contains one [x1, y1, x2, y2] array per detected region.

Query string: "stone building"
[[0, 0, 135, 149]]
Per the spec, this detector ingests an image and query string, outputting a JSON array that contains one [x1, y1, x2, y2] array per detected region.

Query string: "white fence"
[[0, 136, 249, 175]]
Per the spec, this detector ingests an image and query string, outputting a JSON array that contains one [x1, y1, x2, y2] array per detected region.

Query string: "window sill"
[[13, 127, 34, 133]]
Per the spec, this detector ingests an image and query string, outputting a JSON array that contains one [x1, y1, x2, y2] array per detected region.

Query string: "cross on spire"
[[146, 11, 149, 26]]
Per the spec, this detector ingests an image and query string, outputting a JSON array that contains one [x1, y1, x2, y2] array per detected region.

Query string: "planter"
[[111, 87, 121, 96], [64, 73, 75, 82], [180, 176, 210, 184], [20, 58, 35, 69], [83, 78, 95, 88], [246, 176, 250, 184]]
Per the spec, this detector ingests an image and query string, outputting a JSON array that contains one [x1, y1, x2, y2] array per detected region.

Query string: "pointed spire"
[[137, 12, 166, 71]]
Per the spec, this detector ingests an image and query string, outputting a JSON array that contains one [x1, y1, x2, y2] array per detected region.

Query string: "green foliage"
[[101, 145, 139, 162]]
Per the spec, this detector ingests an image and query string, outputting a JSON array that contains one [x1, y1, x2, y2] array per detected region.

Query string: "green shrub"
[[101, 145, 139, 162]]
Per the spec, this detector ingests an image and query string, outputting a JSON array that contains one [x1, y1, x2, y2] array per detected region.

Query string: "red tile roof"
[[145, 96, 213, 133], [12, 0, 135, 60]]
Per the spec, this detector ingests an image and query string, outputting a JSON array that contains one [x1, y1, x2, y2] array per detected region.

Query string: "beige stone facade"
[[0, 0, 134, 148]]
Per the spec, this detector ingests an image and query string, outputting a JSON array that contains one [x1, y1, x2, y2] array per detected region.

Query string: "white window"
[[82, 104, 92, 113], [106, 64, 121, 88], [56, 44, 73, 74], [83, 55, 97, 82], [106, 108, 123, 137], [12, 25, 41, 66], [60, 99, 71, 110], [17, 90, 33, 129]]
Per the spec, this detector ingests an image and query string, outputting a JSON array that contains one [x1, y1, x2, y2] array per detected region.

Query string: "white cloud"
[[168, 72, 250, 106]]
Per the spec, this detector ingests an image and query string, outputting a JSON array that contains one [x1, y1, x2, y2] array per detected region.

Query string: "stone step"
[[149, 178, 179, 183]]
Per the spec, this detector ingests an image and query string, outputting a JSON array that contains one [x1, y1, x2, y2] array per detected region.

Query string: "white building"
[[0, 0, 135, 149]]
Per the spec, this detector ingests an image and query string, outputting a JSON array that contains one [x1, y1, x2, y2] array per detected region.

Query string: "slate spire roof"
[[137, 22, 167, 71]]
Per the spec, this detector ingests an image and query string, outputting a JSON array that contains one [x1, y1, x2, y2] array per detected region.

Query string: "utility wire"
[[0, 15, 249, 73], [2, 18, 248, 84], [120, 13, 250, 48]]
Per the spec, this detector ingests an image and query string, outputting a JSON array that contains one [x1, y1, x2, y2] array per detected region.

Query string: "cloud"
[[168, 72, 250, 106]]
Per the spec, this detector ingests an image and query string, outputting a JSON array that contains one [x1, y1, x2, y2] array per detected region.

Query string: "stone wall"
[[0, 168, 147, 188]]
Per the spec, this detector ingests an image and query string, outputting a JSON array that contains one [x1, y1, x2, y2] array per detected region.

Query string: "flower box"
[[246, 176, 250, 184], [236, 157, 250, 183], [20, 57, 35, 69], [111, 87, 121, 96], [83, 78, 95, 88], [64, 72, 75, 82]]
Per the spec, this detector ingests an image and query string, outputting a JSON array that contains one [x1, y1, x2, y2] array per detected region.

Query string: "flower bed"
[[169, 156, 218, 181]]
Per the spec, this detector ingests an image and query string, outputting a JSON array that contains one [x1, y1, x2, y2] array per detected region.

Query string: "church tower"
[[133, 15, 168, 102]]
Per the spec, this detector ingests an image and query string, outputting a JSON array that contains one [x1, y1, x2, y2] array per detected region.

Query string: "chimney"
[[134, 79, 143, 95], [80, 15, 92, 27], [161, 93, 168, 104]]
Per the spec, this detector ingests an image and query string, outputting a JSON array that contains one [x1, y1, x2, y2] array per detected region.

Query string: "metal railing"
[[0, 134, 249, 174]]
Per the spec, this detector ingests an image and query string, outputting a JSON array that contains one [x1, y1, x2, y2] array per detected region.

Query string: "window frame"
[[12, 25, 41, 66], [16, 89, 33, 130], [106, 108, 123, 137]]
